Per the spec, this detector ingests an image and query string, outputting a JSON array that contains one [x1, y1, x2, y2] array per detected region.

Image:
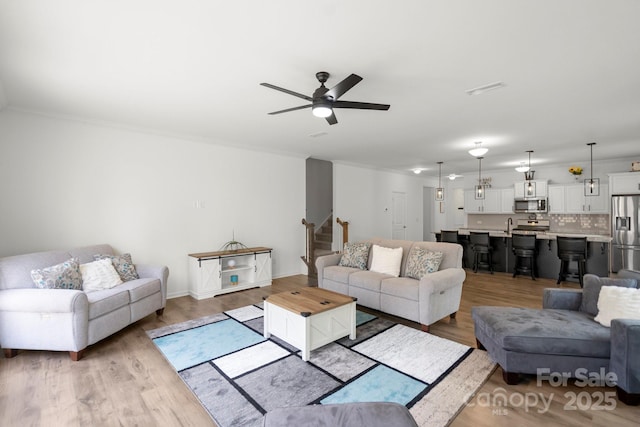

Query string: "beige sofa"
[[0, 244, 168, 360], [316, 238, 465, 331]]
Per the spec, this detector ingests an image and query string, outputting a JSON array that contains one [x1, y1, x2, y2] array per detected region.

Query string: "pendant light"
[[523, 150, 536, 197], [435, 161, 444, 201], [468, 141, 488, 157], [584, 142, 599, 196], [475, 157, 485, 199]]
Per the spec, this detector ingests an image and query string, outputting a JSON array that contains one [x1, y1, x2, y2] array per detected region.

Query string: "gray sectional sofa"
[[0, 244, 169, 360], [316, 238, 465, 331], [472, 271, 640, 405]]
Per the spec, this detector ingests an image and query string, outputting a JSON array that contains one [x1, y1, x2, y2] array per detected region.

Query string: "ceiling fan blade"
[[325, 74, 363, 100], [260, 83, 313, 101], [325, 112, 338, 125], [333, 100, 391, 110], [267, 104, 312, 115]]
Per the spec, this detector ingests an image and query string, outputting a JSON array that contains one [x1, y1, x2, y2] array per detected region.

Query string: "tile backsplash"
[[549, 214, 609, 235]]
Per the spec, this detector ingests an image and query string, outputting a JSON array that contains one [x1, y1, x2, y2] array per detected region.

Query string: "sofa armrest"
[[135, 264, 169, 307], [315, 253, 342, 286], [542, 288, 583, 310], [0, 288, 88, 313], [610, 319, 640, 394], [0, 288, 89, 352], [418, 268, 466, 326]]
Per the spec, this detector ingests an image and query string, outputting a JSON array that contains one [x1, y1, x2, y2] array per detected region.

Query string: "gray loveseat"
[[316, 238, 465, 332], [472, 271, 640, 405], [0, 244, 169, 360]]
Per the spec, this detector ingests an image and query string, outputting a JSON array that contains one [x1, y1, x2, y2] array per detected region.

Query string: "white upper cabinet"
[[464, 188, 501, 213], [514, 180, 548, 198], [609, 172, 640, 195], [564, 183, 609, 213], [548, 185, 565, 213], [500, 188, 515, 213]]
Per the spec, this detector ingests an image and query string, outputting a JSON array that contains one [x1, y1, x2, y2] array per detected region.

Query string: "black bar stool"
[[440, 230, 466, 268], [470, 232, 493, 274], [512, 233, 537, 280], [556, 236, 587, 287]]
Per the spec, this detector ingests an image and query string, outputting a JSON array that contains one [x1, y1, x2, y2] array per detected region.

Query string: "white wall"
[[332, 163, 430, 246], [0, 110, 305, 298]]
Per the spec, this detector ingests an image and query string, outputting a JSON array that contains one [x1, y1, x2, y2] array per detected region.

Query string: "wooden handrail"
[[336, 217, 349, 246], [301, 218, 316, 276]]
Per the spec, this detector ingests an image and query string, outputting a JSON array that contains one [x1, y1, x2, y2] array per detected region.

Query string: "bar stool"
[[556, 236, 587, 287], [440, 230, 466, 268], [470, 232, 493, 274], [512, 233, 537, 280]]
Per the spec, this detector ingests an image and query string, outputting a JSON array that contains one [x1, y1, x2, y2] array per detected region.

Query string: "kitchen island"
[[436, 230, 611, 280]]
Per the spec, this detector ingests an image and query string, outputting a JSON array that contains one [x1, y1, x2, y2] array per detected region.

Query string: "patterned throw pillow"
[[338, 242, 371, 270], [94, 253, 139, 281], [31, 258, 83, 290], [405, 247, 444, 279]]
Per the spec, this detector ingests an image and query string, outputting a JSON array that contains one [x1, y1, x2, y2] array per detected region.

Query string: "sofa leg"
[[502, 369, 520, 385], [70, 350, 85, 361], [156, 308, 165, 316], [3, 348, 18, 358], [475, 339, 485, 350], [421, 324, 430, 333], [449, 312, 457, 319], [617, 387, 640, 406]]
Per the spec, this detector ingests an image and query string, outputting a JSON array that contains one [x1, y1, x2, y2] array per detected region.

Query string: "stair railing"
[[301, 218, 316, 277], [336, 217, 349, 249]]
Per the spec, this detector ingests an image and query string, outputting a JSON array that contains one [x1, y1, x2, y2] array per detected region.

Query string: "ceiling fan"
[[260, 71, 390, 125]]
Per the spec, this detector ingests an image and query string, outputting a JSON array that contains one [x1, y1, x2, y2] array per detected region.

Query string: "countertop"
[[454, 228, 612, 242]]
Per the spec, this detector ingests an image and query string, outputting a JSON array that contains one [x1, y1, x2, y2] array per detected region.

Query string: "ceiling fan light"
[[312, 105, 332, 118]]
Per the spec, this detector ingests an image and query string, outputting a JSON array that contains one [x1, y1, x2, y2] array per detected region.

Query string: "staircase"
[[301, 216, 334, 279]]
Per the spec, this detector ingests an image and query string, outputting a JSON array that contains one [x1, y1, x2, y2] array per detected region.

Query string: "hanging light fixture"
[[522, 150, 536, 197], [468, 141, 488, 157], [435, 161, 444, 201], [475, 157, 485, 199], [584, 142, 599, 196]]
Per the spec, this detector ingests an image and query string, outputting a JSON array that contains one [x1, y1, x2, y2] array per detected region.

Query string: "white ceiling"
[[1, 0, 639, 176]]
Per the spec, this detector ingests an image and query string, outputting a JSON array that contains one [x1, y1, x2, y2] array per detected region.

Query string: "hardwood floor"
[[1, 272, 638, 426]]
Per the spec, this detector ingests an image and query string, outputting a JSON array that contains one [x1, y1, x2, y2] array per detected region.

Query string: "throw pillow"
[[579, 274, 637, 316], [369, 245, 403, 277], [594, 286, 640, 327], [94, 253, 139, 281], [80, 258, 123, 292], [338, 242, 371, 270], [405, 247, 444, 279], [31, 258, 83, 290]]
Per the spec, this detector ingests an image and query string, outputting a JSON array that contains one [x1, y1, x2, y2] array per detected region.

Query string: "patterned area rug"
[[147, 303, 496, 427]]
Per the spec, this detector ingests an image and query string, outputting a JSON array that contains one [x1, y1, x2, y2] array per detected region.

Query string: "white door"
[[392, 191, 407, 239]]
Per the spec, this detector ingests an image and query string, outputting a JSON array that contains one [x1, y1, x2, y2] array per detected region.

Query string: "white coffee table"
[[263, 287, 357, 361]]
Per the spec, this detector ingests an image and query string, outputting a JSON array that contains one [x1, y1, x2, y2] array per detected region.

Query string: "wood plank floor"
[[1, 271, 638, 426]]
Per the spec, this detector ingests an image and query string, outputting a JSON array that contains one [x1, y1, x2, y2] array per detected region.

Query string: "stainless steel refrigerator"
[[611, 195, 640, 272]]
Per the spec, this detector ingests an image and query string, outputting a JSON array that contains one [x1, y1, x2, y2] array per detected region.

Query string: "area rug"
[[147, 303, 496, 427]]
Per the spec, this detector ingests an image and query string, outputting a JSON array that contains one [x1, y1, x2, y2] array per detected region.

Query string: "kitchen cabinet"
[[464, 188, 501, 213], [500, 188, 515, 213], [514, 180, 548, 198], [609, 172, 640, 195], [548, 185, 565, 213], [564, 184, 609, 213]]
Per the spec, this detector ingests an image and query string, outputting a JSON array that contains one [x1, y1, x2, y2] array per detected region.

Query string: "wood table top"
[[188, 247, 272, 259], [265, 287, 356, 317]]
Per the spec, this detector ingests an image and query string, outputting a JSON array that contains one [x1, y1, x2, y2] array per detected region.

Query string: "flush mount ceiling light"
[[448, 174, 462, 181], [465, 81, 506, 96], [585, 142, 600, 196], [413, 168, 423, 175], [475, 157, 485, 200], [435, 161, 444, 201], [468, 141, 488, 157]]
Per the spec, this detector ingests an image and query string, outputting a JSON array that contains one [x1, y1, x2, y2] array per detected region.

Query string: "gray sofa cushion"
[[349, 270, 388, 292], [87, 288, 130, 320], [263, 402, 418, 427], [0, 250, 70, 290], [580, 274, 637, 316], [324, 265, 359, 283], [472, 306, 611, 358], [118, 278, 161, 303], [381, 277, 419, 301]]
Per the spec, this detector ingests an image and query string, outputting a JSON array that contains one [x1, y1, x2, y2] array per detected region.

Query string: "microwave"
[[514, 198, 547, 213]]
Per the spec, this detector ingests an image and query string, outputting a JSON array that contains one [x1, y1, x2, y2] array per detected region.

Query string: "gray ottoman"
[[262, 402, 418, 427]]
